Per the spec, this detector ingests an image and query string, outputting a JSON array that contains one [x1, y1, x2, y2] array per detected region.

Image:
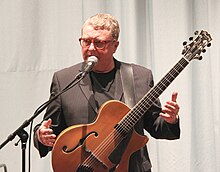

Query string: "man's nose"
[[88, 42, 96, 50]]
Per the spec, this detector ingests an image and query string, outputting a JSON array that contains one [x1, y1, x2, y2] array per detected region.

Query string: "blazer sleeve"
[[132, 64, 180, 140]]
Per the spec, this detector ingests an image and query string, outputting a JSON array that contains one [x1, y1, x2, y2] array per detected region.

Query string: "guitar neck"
[[118, 57, 189, 134]]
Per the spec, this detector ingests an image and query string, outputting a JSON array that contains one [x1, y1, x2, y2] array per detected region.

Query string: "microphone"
[[83, 56, 98, 73]]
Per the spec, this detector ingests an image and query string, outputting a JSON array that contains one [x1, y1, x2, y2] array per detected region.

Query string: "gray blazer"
[[34, 59, 180, 172]]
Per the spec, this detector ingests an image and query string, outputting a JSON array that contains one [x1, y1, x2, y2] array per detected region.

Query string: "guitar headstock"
[[182, 30, 212, 61]]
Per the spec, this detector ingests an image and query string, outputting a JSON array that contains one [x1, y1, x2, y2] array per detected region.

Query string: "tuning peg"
[[202, 49, 206, 53], [194, 31, 199, 35], [183, 41, 187, 46], [189, 37, 194, 41], [207, 43, 211, 47], [199, 56, 203, 60]]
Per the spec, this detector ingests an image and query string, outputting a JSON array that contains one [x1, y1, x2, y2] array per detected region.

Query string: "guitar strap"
[[107, 63, 136, 171], [120, 63, 136, 107], [120, 63, 149, 171]]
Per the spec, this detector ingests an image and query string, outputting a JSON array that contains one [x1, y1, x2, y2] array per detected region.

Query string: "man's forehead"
[[82, 25, 112, 39]]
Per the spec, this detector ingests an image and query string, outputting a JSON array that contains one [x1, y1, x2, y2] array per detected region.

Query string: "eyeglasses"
[[79, 38, 114, 49]]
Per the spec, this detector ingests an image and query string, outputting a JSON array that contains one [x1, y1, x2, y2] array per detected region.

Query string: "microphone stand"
[[0, 70, 87, 172]]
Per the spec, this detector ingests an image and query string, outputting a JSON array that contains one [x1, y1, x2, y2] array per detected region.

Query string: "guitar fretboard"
[[117, 57, 189, 134]]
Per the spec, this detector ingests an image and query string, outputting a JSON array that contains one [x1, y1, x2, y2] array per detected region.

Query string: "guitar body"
[[52, 100, 148, 172]]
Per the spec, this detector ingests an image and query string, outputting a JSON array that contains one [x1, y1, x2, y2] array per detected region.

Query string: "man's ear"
[[113, 41, 119, 53]]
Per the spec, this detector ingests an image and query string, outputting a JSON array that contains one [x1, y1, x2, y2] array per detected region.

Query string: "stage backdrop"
[[0, 0, 219, 172]]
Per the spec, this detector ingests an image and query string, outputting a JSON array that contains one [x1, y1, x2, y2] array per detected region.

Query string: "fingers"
[[160, 91, 180, 124], [37, 119, 56, 147], [166, 91, 179, 112], [42, 118, 52, 128], [171, 91, 178, 102], [159, 112, 179, 124], [40, 133, 56, 147], [163, 101, 180, 114]]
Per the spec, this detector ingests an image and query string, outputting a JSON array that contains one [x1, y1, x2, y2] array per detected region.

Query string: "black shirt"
[[90, 67, 116, 109]]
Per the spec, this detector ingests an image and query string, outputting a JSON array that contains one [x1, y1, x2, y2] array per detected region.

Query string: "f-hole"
[[62, 131, 98, 153]]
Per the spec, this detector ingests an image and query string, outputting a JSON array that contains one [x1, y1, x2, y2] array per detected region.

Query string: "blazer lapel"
[[78, 73, 98, 114]]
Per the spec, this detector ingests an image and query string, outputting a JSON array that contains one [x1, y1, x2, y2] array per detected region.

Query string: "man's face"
[[81, 25, 119, 73]]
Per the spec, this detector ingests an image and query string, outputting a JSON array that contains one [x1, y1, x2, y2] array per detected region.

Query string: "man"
[[34, 13, 180, 172]]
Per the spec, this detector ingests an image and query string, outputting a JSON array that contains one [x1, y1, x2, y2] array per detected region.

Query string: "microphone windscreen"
[[87, 56, 98, 64]]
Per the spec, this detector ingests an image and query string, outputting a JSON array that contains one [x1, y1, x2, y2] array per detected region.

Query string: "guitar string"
[[83, 41, 205, 169], [81, 81, 167, 168], [82, 127, 124, 168], [82, 60, 186, 169], [119, 59, 188, 130], [84, 77, 184, 169], [81, 60, 186, 169], [80, 58, 188, 169]]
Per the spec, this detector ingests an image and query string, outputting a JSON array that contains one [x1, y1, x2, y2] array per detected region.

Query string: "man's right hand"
[[37, 119, 56, 147]]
